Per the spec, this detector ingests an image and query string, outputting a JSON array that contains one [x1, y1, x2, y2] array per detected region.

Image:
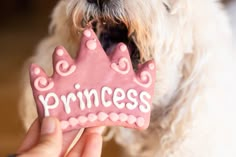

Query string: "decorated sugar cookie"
[[29, 28, 156, 132]]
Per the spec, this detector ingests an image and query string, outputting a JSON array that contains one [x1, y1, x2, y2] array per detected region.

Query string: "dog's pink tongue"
[[29, 28, 156, 132]]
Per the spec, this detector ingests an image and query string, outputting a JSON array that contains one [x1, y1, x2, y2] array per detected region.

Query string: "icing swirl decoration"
[[111, 57, 131, 75], [34, 76, 54, 92], [56, 60, 76, 77], [134, 71, 152, 88]]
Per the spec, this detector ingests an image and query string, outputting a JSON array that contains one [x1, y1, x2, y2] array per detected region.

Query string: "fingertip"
[[84, 127, 105, 136], [24, 117, 63, 156], [82, 133, 103, 157]]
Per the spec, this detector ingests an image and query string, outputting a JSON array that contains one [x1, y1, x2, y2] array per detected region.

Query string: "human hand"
[[15, 117, 103, 157]]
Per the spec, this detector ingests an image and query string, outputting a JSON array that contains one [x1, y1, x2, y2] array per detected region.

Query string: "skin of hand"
[[16, 117, 104, 157]]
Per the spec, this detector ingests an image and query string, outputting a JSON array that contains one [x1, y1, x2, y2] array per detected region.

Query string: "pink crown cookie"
[[29, 28, 156, 132]]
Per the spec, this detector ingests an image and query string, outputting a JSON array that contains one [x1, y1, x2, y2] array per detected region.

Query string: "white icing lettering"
[[77, 91, 86, 110], [101, 86, 112, 107], [61, 93, 77, 114], [126, 89, 138, 110], [113, 88, 125, 109], [38, 86, 152, 115], [83, 89, 99, 108], [39, 93, 59, 116], [139, 91, 151, 113]]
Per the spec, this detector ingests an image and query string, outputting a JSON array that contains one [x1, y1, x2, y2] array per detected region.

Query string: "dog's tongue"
[[29, 28, 156, 132]]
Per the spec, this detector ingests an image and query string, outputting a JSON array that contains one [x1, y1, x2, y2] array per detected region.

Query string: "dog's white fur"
[[19, 0, 236, 156]]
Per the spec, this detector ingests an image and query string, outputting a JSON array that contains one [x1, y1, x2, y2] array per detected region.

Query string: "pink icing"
[[29, 28, 156, 132]]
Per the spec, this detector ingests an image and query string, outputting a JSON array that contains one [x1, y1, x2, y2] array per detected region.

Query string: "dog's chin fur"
[[19, 0, 236, 156]]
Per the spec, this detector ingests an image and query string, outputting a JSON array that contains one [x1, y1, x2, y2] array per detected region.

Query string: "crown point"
[[86, 39, 97, 50], [120, 44, 127, 52], [84, 29, 92, 37], [56, 49, 64, 56]]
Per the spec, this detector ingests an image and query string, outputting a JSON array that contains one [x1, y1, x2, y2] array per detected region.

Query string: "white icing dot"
[[88, 114, 97, 122], [78, 116, 88, 124], [128, 115, 136, 124], [57, 49, 64, 56], [119, 113, 128, 122], [149, 63, 155, 70], [120, 44, 127, 52], [86, 39, 97, 50], [136, 117, 145, 127], [34, 68, 40, 75], [75, 84, 80, 89], [84, 30, 91, 37], [61, 121, 69, 130], [69, 117, 79, 127], [98, 112, 108, 121], [109, 113, 119, 122]]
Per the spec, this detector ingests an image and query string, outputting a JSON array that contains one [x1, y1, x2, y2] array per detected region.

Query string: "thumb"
[[20, 117, 63, 157]]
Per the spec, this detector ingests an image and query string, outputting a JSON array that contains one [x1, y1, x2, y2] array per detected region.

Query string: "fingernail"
[[41, 117, 56, 135]]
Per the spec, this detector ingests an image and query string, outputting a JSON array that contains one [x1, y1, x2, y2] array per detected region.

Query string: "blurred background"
[[0, 0, 58, 155], [0, 0, 235, 156]]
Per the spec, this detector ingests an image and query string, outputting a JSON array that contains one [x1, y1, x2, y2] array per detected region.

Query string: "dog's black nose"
[[87, 0, 110, 6]]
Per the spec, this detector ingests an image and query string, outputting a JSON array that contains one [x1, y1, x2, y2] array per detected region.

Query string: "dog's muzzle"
[[87, 0, 110, 6]]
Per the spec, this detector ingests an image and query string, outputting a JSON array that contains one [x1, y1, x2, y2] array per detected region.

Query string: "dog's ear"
[[162, 0, 187, 14]]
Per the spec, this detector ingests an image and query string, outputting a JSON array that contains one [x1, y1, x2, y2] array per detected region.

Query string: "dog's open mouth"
[[84, 18, 141, 70]]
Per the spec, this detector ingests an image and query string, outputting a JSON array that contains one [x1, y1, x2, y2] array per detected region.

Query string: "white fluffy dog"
[[19, 0, 236, 156]]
